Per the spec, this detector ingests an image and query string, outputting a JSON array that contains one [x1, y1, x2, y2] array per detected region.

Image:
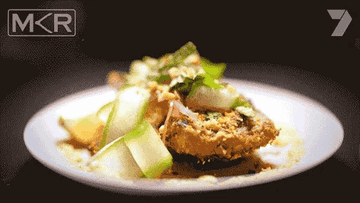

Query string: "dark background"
[[1, 0, 359, 201]]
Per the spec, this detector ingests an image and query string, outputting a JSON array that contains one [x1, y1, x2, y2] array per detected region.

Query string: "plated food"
[[57, 42, 304, 180]]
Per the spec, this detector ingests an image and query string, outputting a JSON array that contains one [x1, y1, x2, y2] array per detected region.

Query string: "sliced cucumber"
[[186, 85, 240, 110], [99, 86, 151, 148], [87, 136, 142, 179], [124, 120, 173, 178], [96, 101, 114, 123]]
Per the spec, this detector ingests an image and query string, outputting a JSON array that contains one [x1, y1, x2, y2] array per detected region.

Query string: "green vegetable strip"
[[159, 42, 198, 72], [99, 97, 119, 148], [230, 97, 251, 109], [200, 57, 226, 80]]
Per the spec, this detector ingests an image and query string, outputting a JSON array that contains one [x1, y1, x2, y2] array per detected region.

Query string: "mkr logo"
[[8, 9, 76, 37]]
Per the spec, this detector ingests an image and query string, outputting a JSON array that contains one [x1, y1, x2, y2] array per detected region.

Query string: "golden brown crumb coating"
[[143, 96, 169, 128], [144, 81, 182, 128], [160, 109, 279, 161]]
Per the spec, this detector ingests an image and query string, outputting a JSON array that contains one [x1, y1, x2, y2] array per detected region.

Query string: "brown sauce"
[[158, 155, 274, 179]]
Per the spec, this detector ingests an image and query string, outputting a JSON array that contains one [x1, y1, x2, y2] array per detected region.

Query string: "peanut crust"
[[160, 109, 279, 161]]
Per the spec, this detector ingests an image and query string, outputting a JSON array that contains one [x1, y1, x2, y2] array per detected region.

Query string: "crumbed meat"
[[143, 81, 181, 128], [160, 109, 279, 161], [143, 96, 169, 128]]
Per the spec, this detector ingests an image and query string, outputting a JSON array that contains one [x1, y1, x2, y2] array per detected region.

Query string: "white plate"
[[24, 79, 343, 195]]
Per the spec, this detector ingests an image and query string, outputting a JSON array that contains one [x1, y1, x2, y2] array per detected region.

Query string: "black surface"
[[1, 1, 359, 201]]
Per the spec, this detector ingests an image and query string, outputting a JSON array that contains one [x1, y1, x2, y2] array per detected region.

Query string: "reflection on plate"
[[24, 79, 343, 194]]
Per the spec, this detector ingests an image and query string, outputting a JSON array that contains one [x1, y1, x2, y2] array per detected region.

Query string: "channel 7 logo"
[[8, 9, 76, 37]]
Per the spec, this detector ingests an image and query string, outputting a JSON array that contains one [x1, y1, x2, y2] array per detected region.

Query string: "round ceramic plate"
[[24, 78, 343, 195]]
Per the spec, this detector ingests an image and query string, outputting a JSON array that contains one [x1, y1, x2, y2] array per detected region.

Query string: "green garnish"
[[128, 42, 227, 94], [159, 42, 198, 72], [230, 97, 251, 109], [155, 74, 171, 84], [170, 76, 193, 93], [157, 42, 227, 95], [195, 74, 221, 89], [170, 74, 222, 96], [200, 57, 226, 80]]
